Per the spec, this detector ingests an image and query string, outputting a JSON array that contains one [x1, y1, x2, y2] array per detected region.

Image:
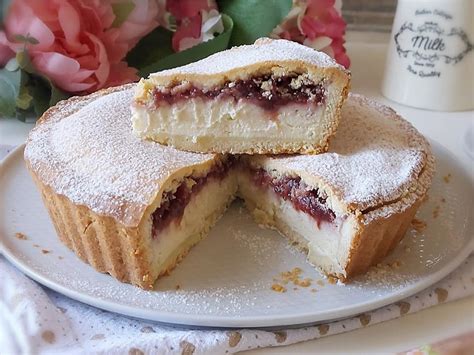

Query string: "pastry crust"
[[25, 85, 434, 288], [135, 38, 349, 98]]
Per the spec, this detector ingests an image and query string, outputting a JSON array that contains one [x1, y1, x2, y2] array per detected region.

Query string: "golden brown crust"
[[28, 165, 153, 288], [145, 135, 332, 155], [138, 38, 349, 94], [136, 61, 349, 102], [341, 199, 421, 279]]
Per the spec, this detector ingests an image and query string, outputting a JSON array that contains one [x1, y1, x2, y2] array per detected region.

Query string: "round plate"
[[0, 142, 472, 328]]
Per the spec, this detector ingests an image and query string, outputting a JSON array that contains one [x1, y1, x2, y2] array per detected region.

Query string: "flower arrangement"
[[0, 0, 349, 120]]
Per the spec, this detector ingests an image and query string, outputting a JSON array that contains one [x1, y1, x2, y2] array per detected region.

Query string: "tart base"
[[145, 133, 330, 155]]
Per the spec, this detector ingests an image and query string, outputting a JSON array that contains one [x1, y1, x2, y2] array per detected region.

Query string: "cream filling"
[[237, 171, 358, 276], [149, 173, 237, 272], [131, 98, 326, 142]]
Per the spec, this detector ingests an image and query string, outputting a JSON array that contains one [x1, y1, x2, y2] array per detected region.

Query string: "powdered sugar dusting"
[[149, 39, 346, 80], [24, 86, 216, 227], [260, 93, 433, 219]]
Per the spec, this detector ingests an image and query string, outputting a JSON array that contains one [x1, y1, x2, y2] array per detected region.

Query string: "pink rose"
[[272, 0, 350, 68], [104, 0, 160, 61], [1, 0, 159, 93], [167, 0, 221, 52]]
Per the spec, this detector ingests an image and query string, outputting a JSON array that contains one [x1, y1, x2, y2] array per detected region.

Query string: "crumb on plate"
[[443, 173, 452, 183], [411, 218, 427, 233], [271, 284, 287, 293], [15, 232, 28, 240]]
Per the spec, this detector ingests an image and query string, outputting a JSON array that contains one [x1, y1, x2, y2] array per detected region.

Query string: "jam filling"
[[152, 73, 326, 112], [250, 168, 336, 224], [152, 159, 233, 237]]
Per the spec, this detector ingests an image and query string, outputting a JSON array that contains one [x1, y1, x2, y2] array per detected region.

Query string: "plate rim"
[[1, 142, 473, 328]]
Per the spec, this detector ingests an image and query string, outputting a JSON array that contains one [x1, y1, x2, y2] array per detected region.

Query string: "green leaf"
[[218, 0, 292, 46], [48, 80, 69, 106], [136, 14, 234, 77], [16, 71, 33, 110], [1, 0, 12, 24], [111, 2, 135, 27], [13, 50, 70, 119], [126, 27, 174, 71], [28, 75, 52, 116], [0, 68, 20, 117]]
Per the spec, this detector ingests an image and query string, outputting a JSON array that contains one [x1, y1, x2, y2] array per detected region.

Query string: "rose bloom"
[[167, 0, 222, 52], [0, 0, 159, 93], [272, 0, 350, 68]]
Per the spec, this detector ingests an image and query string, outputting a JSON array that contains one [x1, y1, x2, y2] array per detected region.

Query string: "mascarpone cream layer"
[[131, 98, 326, 141]]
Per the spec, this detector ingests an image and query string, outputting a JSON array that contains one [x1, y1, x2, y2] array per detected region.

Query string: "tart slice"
[[238, 94, 434, 279], [132, 38, 350, 154]]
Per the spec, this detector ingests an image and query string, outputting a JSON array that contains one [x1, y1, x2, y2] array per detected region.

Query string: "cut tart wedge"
[[239, 94, 434, 278], [25, 85, 433, 289], [132, 38, 350, 154]]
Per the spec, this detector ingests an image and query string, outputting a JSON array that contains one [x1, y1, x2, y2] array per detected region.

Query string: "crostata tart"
[[25, 85, 434, 289]]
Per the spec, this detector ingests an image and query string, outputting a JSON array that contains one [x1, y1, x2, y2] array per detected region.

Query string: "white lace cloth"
[[1, 144, 473, 354], [1, 256, 472, 354]]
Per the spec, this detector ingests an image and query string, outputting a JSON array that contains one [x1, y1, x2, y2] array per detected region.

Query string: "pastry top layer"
[[249, 94, 434, 222], [136, 39, 350, 99], [151, 38, 345, 79], [24, 85, 218, 227]]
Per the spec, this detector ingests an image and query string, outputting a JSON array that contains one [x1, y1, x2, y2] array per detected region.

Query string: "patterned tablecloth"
[[1, 144, 473, 354]]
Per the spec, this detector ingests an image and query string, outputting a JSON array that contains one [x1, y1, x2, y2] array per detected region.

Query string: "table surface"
[[0, 33, 473, 354]]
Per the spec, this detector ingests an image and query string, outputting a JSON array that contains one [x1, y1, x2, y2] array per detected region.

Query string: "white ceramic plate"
[[0, 143, 472, 328]]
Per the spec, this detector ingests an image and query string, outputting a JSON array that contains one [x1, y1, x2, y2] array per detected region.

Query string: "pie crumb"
[[390, 260, 401, 269], [411, 218, 427, 233], [275, 267, 313, 289], [15, 232, 28, 240], [41, 249, 51, 254], [327, 276, 337, 285], [296, 278, 312, 287], [271, 284, 287, 293], [443, 174, 452, 183]]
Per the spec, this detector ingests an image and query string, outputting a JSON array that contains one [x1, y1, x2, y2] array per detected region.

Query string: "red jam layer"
[[152, 74, 325, 112], [250, 168, 336, 224], [152, 159, 233, 237]]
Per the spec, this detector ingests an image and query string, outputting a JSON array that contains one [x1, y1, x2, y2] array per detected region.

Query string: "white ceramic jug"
[[382, 0, 474, 111]]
